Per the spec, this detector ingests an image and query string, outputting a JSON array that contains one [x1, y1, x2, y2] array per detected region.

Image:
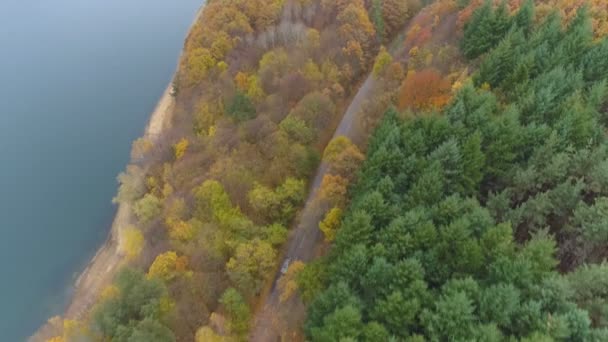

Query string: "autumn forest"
[[44, 0, 608, 341]]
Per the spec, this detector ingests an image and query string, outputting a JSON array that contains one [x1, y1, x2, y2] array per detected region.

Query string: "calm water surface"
[[0, 0, 200, 339]]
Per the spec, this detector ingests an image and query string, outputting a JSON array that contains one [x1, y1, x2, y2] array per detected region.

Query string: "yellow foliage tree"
[[323, 136, 355, 162], [45, 318, 88, 342], [174, 138, 189, 160], [321, 60, 342, 84], [319, 207, 343, 242], [167, 219, 196, 241], [194, 180, 243, 227], [248, 177, 305, 224], [184, 48, 217, 86], [194, 100, 222, 136], [62, 320, 87, 340], [160, 295, 176, 317], [120, 226, 144, 260], [303, 59, 324, 83], [210, 31, 233, 60], [196, 326, 228, 342], [217, 61, 228, 74], [372, 46, 393, 77], [162, 183, 174, 199], [148, 251, 188, 281], [306, 28, 321, 50], [259, 48, 289, 76], [226, 239, 276, 294], [100, 285, 120, 301], [148, 251, 178, 280], [146, 176, 161, 197], [246, 74, 265, 100], [236, 0, 285, 31]]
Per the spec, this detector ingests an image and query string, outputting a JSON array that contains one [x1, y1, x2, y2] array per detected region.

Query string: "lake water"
[[0, 0, 201, 339]]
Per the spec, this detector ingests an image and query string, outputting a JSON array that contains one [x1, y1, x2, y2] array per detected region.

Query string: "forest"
[[44, 0, 608, 341], [305, 1, 608, 341]]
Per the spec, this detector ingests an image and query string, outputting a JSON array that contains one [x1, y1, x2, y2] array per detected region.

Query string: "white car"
[[280, 258, 292, 275]]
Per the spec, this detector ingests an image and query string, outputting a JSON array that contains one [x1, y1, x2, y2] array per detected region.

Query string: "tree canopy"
[[93, 269, 174, 342], [306, 5, 608, 341]]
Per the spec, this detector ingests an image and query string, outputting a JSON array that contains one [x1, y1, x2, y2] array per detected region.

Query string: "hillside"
[[303, 0, 608, 341], [40, 0, 608, 341], [41, 0, 419, 341]]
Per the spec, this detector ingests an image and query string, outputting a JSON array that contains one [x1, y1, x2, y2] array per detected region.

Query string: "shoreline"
[[65, 81, 177, 319], [29, 81, 176, 342], [66, 80, 177, 315], [30, 5, 203, 341]]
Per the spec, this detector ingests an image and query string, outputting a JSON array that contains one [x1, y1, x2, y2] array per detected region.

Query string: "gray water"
[[0, 0, 201, 339]]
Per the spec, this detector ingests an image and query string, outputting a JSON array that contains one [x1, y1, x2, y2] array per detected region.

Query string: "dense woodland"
[[305, 1, 608, 341], [46, 0, 421, 341], [44, 0, 608, 341]]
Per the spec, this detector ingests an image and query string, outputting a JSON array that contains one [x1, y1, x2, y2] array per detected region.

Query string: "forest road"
[[249, 76, 377, 342], [249, 7, 459, 340]]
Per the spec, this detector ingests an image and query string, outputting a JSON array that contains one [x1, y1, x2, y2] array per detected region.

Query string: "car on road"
[[280, 258, 291, 275]]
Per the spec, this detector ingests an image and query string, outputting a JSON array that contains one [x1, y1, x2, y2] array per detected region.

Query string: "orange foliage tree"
[[409, 25, 433, 47], [323, 136, 365, 180], [398, 69, 452, 111], [318, 174, 349, 207]]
